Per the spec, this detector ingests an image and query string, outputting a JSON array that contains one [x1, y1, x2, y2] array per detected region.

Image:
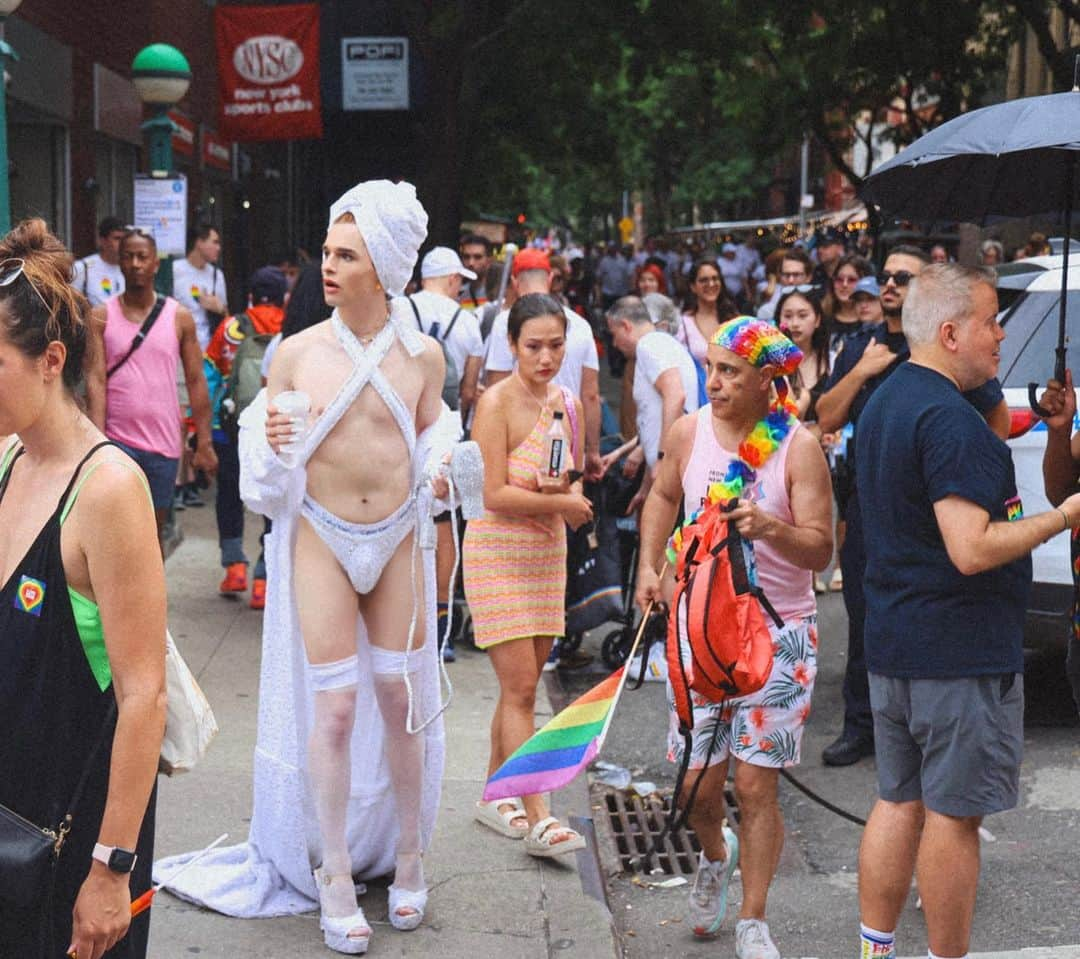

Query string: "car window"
[[998, 290, 1080, 387]]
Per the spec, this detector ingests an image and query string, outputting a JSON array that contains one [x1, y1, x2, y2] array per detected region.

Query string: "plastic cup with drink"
[[272, 390, 311, 469]]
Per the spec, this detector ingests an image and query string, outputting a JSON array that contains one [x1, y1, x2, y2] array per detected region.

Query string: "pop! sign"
[[215, 3, 322, 141]]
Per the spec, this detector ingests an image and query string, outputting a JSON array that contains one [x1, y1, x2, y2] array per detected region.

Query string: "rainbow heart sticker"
[[14, 575, 45, 617]]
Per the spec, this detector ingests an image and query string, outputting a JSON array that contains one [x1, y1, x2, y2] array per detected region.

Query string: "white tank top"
[[681, 406, 815, 621]]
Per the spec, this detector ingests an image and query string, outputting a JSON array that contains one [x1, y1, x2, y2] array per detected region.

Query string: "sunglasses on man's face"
[[876, 270, 915, 287], [0, 258, 51, 313]]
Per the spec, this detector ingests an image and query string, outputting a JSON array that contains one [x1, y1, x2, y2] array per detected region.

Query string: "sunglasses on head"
[[876, 270, 915, 287], [123, 225, 155, 239], [779, 283, 822, 296], [0, 258, 51, 313]]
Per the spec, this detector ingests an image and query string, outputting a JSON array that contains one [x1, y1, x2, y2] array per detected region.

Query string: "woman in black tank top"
[[0, 220, 165, 958]]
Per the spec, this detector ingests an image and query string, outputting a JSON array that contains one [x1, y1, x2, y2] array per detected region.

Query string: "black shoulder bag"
[[106, 296, 166, 379], [0, 702, 117, 908]]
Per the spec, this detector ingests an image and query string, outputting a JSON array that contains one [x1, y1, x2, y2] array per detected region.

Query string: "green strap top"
[[0, 441, 152, 692]]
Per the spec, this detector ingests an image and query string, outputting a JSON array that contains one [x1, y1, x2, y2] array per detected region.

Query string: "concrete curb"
[[545, 670, 624, 959]]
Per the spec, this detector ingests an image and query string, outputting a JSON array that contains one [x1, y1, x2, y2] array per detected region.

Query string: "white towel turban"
[[328, 180, 428, 297]]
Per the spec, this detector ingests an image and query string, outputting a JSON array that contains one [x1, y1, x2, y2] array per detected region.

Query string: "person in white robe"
[[154, 181, 483, 955]]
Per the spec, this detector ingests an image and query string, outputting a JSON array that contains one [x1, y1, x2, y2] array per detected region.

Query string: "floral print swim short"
[[666, 615, 817, 769]]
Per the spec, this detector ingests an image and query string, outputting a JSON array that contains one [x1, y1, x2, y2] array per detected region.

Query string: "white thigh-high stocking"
[[371, 646, 425, 893], [308, 655, 361, 918]]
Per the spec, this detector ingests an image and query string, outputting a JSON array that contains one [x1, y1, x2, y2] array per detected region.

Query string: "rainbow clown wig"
[[709, 315, 803, 415]]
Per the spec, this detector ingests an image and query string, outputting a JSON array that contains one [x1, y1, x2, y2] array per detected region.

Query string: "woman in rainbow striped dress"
[[464, 293, 594, 857]]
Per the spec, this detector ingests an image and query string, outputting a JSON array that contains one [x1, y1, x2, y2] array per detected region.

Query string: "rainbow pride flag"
[[483, 667, 626, 802]]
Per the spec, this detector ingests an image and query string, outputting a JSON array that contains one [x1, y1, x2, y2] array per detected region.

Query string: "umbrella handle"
[[1029, 346, 1068, 417], [1028, 382, 1053, 418]]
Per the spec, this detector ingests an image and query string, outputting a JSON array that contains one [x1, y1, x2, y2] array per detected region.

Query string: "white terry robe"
[[154, 306, 460, 917]]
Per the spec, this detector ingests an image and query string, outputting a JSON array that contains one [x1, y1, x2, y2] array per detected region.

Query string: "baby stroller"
[[598, 531, 668, 677], [586, 443, 668, 671]]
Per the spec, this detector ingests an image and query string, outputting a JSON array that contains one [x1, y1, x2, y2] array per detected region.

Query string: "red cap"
[[512, 248, 551, 276]]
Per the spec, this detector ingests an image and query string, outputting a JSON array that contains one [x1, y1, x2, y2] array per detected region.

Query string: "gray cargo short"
[[869, 672, 1023, 818]]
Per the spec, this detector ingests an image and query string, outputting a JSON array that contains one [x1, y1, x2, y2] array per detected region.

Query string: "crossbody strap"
[[106, 295, 166, 379], [408, 295, 424, 331], [63, 701, 118, 835], [443, 306, 462, 341]]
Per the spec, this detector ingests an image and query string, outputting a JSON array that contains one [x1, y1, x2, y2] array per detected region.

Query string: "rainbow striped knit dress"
[[463, 406, 567, 649]]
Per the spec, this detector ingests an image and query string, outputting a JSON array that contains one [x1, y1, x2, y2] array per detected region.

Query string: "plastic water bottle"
[[542, 410, 568, 479]]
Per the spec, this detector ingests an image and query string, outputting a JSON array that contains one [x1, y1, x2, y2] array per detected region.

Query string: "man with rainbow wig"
[[637, 316, 833, 958]]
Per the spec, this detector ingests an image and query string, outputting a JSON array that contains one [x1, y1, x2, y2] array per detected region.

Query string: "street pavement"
[[149, 480, 1079, 958], [560, 586, 1080, 959], [150, 501, 618, 959]]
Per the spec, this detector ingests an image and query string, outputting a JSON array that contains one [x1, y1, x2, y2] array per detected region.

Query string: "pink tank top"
[[681, 406, 815, 621], [103, 295, 183, 458], [677, 313, 709, 365]]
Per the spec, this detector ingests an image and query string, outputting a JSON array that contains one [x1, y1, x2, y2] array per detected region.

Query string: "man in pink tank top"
[[85, 228, 217, 548], [637, 317, 833, 958]]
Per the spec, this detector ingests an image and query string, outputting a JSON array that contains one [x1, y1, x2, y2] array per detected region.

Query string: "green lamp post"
[[131, 43, 191, 295], [131, 43, 191, 177], [0, 0, 24, 235]]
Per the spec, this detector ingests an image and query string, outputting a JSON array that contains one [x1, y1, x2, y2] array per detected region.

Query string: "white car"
[[996, 255, 1078, 650]]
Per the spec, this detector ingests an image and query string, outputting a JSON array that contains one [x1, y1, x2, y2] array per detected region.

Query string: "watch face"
[[108, 847, 137, 873]]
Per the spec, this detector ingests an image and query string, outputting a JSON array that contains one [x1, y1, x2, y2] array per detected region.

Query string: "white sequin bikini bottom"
[[299, 493, 417, 595]]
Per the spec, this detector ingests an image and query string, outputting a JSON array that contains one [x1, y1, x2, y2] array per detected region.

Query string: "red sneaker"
[[219, 562, 248, 594], [249, 578, 267, 610]]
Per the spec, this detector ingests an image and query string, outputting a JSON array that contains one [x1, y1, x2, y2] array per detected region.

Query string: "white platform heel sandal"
[[314, 867, 372, 954], [387, 883, 427, 931]]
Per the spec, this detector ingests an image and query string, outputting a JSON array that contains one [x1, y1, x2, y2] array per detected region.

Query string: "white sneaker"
[[688, 826, 739, 937], [542, 640, 560, 673], [735, 918, 780, 959]]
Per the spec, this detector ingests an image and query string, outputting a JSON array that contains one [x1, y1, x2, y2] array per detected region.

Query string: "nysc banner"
[[215, 3, 322, 141]]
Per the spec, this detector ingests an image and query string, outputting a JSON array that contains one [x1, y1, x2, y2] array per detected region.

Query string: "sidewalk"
[[149, 504, 621, 958]]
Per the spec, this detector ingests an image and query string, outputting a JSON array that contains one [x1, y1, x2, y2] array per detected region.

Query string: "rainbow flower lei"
[[666, 400, 799, 564]]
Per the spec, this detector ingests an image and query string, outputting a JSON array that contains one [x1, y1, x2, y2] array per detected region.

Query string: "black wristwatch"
[[92, 842, 138, 874]]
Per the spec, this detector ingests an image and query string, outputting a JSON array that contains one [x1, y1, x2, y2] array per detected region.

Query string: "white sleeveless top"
[[681, 406, 815, 621]]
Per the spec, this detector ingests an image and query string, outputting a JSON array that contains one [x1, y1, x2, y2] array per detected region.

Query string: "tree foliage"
[[404, 2, 1073, 239], [741, 2, 1020, 187]]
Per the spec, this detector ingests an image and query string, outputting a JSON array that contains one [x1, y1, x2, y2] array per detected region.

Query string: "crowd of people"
[[1, 189, 1078, 959]]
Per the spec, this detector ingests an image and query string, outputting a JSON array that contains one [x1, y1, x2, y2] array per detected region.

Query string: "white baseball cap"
[[421, 246, 477, 281]]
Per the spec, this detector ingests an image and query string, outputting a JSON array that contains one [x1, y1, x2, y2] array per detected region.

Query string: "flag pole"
[[595, 561, 668, 751]]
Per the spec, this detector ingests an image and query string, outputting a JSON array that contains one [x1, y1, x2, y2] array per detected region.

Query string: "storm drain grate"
[[604, 788, 739, 876]]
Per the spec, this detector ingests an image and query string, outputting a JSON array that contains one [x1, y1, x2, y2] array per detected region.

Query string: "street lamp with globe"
[[131, 43, 191, 177], [131, 43, 191, 294], [0, 0, 24, 235]]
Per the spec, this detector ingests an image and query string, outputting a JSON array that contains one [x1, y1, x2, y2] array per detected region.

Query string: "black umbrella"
[[862, 75, 1080, 413]]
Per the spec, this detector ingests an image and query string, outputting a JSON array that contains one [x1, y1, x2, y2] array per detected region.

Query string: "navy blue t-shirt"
[[825, 322, 1004, 428], [856, 362, 1030, 678]]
